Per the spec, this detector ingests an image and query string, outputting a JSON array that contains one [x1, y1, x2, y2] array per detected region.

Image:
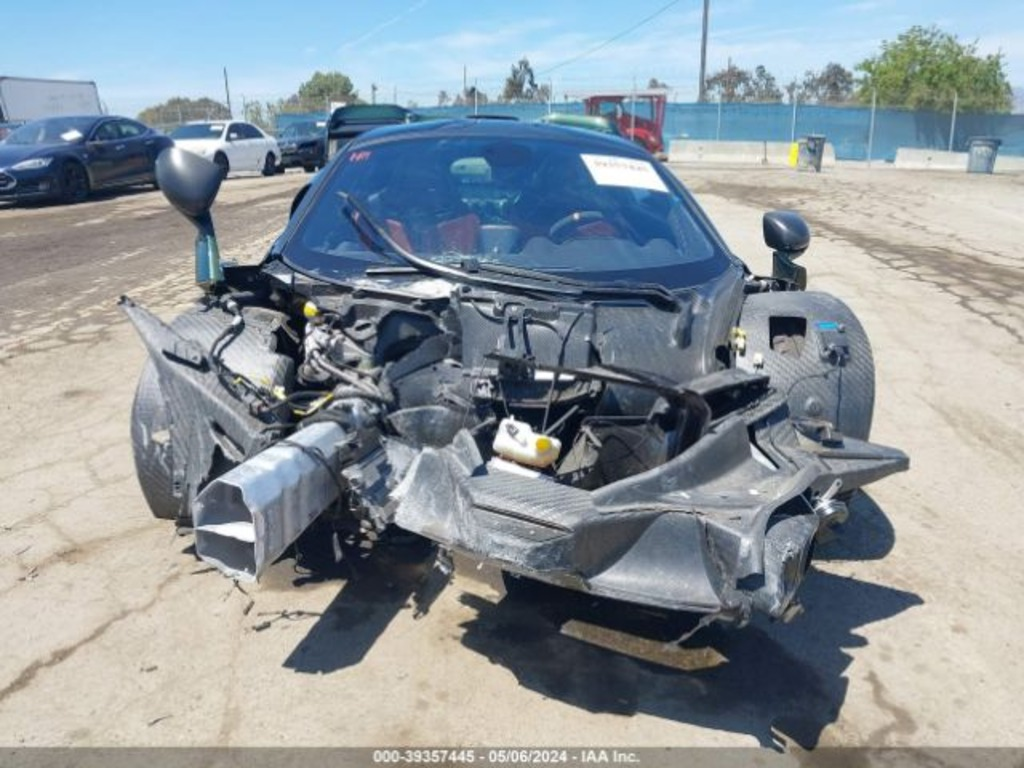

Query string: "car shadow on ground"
[[280, 527, 443, 673], [0, 185, 158, 210], [280, 492, 918, 748]]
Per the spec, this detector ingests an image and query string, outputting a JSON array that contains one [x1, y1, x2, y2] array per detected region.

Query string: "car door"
[[238, 123, 266, 171], [84, 119, 129, 187], [114, 119, 155, 182], [251, 124, 276, 170], [224, 122, 249, 171]]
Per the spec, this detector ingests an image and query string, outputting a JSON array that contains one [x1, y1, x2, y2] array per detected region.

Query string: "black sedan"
[[275, 120, 326, 173], [0, 115, 172, 204]]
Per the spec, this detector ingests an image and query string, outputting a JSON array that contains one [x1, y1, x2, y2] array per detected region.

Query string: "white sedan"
[[169, 120, 280, 178]]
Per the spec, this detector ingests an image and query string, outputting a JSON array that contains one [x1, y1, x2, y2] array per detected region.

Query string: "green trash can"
[[797, 134, 827, 172], [966, 137, 1001, 174]]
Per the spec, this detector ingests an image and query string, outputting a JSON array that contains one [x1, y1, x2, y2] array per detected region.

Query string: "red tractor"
[[582, 90, 667, 156]]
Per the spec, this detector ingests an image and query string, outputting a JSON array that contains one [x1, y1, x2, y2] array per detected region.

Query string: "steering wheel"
[[548, 210, 609, 241]]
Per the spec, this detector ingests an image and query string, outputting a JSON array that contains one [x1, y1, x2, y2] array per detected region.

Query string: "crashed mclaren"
[[122, 119, 907, 630]]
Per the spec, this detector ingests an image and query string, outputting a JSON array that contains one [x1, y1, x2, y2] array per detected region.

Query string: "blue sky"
[[4, 0, 1022, 115]]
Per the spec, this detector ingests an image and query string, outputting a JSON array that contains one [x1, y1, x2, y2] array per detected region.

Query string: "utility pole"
[[371, 83, 378, 105], [948, 90, 958, 152], [698, 0, 709, 103], [223, 67, 232, 117]]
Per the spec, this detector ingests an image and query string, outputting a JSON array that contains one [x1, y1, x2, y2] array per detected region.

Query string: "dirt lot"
[[0, 163, 1022, 753]]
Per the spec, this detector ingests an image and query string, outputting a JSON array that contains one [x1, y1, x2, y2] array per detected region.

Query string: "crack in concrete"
[[0, 566, 187, 704], [696, 178, 1024, 346]]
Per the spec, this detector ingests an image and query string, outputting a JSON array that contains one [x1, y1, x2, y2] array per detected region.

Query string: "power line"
[[538, 0, 683, 76]]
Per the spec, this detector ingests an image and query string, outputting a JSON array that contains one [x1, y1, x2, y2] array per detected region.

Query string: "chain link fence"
[[142, 105, 232, 135], [140, 100, 1024, 160], [414, 101, 1023, 161]]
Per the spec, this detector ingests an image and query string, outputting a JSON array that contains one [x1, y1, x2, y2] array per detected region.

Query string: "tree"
[[647, 77, 669, 89], [137, 97, 230, 129], [437, 90, 451, 107], [295, 71, 361, 111], [454, 85, 489, 107], [502, 57, 542, 103], [790, 63, 855, 104], [748, 66, 782, 103], [242, 100, 277, 132], [705, 64, 781, 103], [855, 25, 1012, 112], [705, 64, 748, 102]]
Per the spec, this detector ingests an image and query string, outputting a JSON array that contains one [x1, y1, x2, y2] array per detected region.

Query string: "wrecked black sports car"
[[122, 119, 907, 630]]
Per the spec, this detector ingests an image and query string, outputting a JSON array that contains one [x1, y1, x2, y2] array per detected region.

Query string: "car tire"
[[262, 153, 277, 176], [130, 360, 180, 521], [60, 161, 90, 204], [303, 165, 317, 174], [213, 152, 229, 179]]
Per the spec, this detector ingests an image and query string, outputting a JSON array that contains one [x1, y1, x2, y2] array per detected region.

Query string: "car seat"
[[378, 159, 480, 255]]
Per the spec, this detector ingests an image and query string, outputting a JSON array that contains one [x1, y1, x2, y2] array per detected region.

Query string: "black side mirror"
[[763, 210, 810, 290], [155, 147, 224, 290]]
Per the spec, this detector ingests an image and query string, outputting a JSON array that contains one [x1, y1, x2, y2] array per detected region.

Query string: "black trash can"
[[966, 137, 1001, 174], [797, 134, 827, 172]]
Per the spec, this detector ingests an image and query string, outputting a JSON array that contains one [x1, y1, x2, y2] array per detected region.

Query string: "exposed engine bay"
[[122, 262, 905, 628]]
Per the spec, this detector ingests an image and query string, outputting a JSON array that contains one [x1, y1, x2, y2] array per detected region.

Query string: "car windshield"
[[284, 129, 729, 290], [170, 123, 224, 140], [4, 117, 95, 145], [279, 122, 321, 140]]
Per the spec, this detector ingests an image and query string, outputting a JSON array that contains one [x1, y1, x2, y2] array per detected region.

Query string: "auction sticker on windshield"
[[581, 154, 667, 193]]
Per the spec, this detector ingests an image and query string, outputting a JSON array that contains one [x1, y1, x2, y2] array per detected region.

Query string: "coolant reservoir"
[[492, 417, 562, 469]]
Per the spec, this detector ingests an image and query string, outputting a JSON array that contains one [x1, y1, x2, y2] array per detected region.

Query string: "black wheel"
[[60, 161, 90, 203], [303, 165, 317, 174], [213, 152, 229, 179], [262, 152, 277, 176], [130, 360, 180, 521]]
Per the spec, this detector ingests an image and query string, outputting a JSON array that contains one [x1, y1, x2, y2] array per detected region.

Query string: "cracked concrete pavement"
[[0, 163, 1022, 750]]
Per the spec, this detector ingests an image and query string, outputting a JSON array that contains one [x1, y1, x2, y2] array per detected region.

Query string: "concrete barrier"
[[668, 140, 765, 164], [669, 139, 836, 168], [892, 149, 1024, 172], [893, 149, 967, 171], [996, 154, 1024, 172]]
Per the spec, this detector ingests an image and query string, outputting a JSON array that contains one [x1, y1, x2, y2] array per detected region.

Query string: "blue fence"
[[659, 102, 1024, 162], [277, 103, 1024, 163]]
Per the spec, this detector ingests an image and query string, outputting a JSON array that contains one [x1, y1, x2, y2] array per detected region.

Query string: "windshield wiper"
[[340, 191, 582, 295], [465, 260, 681, 309], [339, 192, 679, 310]]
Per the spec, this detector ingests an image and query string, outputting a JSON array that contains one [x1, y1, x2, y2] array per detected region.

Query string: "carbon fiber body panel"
[[737, 291, 876, 441]]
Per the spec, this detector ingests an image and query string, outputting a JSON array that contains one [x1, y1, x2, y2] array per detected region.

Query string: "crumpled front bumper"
[[390, 418, 907, 624]]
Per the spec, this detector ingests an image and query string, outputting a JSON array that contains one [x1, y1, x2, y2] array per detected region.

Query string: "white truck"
[[0, 76, 102, 124]]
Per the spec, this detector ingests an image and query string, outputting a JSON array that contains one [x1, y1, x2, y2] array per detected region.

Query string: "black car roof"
[[18, 115, 134, 127], [348, 117, 647, 157]]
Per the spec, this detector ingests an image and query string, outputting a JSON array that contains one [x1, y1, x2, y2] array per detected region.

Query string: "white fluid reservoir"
[[491, 417, 562, 469]]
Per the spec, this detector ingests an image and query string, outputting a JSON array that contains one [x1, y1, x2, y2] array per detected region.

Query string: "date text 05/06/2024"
[[371, 749, 641, 765]]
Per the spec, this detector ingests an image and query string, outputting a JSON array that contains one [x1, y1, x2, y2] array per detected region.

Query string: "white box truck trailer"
[[0, 77, 102, 123]]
